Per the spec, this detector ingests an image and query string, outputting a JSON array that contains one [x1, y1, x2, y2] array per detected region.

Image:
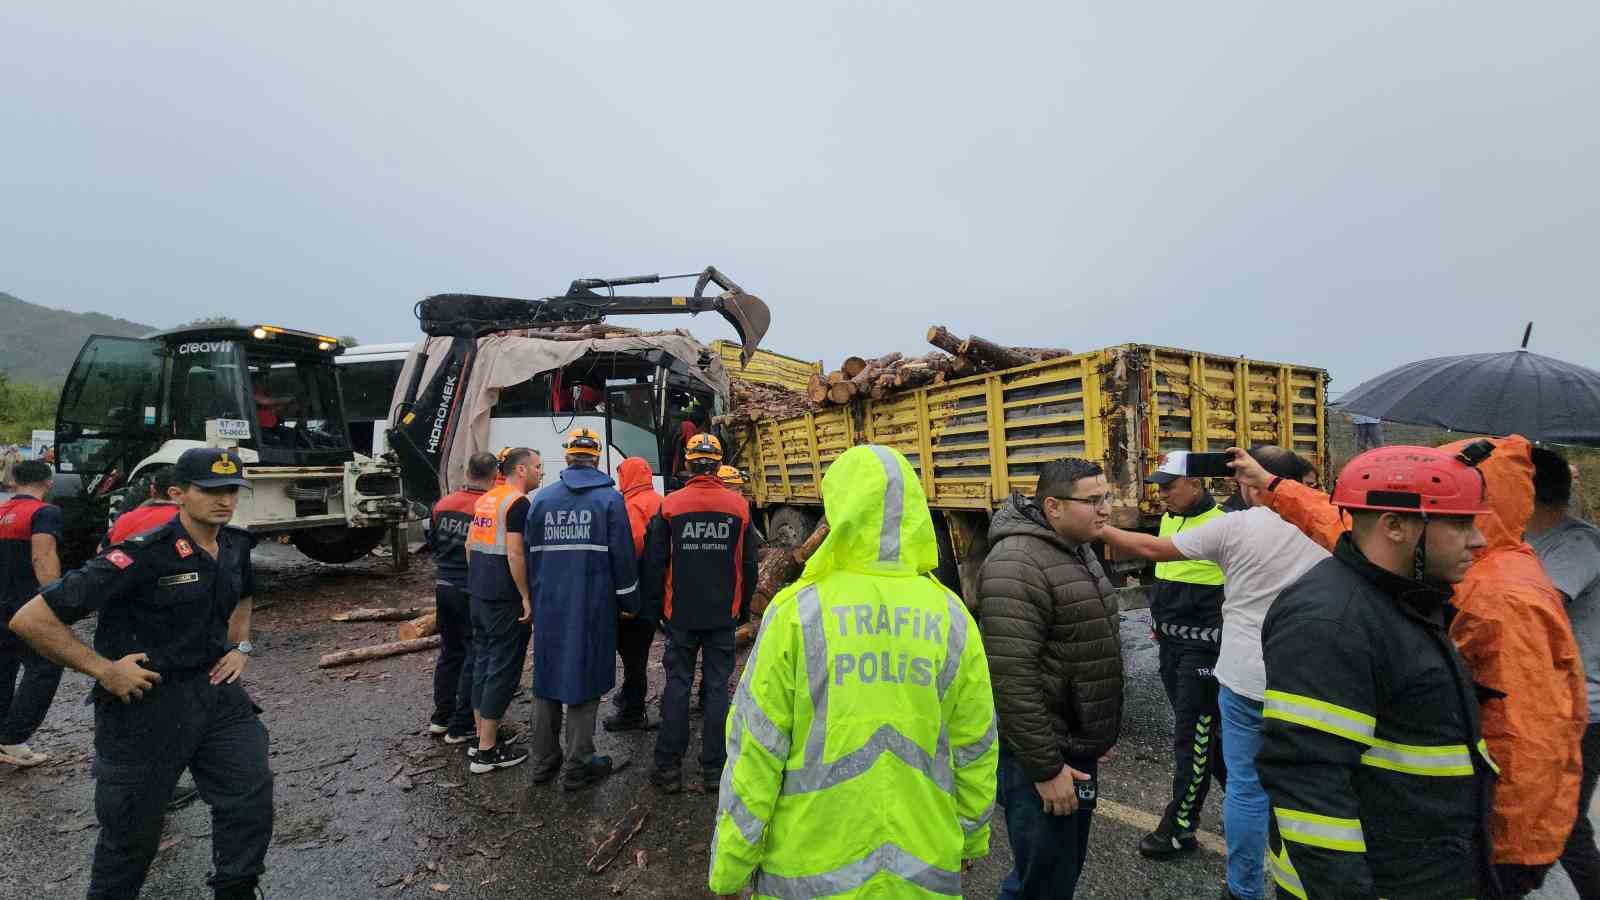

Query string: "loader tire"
[[291, 525, 387, 564]]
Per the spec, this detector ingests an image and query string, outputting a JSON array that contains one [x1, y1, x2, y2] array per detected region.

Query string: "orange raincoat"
[[618, 456, 663, 557], [1265, 435, 1586, 864]]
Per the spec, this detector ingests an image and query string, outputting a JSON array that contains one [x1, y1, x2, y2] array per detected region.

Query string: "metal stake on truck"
[[52, 324, 409, 565], [727, 345, 1329, 605]]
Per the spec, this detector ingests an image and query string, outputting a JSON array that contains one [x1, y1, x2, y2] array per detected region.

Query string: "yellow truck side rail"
[[734, 343, 1327, 526]]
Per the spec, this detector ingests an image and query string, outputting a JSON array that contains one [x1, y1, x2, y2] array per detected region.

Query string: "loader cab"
[[56, 326, 355, 496], [486, 350, 720, 493]]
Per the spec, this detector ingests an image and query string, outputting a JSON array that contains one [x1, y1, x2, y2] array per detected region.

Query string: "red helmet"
[[1331, 444, 1492, 517]]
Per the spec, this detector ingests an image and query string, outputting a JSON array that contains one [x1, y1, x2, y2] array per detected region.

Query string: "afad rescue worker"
[[429, 452, 496, 744], [103, 466, 180, 547], [642, 434, 758, 793], [10, 448, 273, 900], [709, 445, 998, 899], [1254, 445, 1499, 899], [607, 456, 662, 733], [465, 447, 542, 774], [524, 428, 640, 791], [1246, 435, 1586, 898], [0, 460, 64, 768], [1140, 450, 1229, 859]]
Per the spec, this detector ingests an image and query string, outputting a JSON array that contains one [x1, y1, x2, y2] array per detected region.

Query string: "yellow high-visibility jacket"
[[709, 445, 999, 899]]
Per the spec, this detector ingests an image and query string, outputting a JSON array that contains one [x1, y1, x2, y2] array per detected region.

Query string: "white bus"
[[336, 342, 411, 457]]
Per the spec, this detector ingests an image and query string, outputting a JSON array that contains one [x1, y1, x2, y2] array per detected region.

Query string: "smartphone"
[[1186, 452, 1235, 478]]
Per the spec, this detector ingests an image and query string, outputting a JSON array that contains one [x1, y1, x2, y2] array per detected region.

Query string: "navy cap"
[[175, 448, 250, 488]]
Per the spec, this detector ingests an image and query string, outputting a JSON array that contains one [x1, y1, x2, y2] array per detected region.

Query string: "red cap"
[[1331, 445, 1492, 517]]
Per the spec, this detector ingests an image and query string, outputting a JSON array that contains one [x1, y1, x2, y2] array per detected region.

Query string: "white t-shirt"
[[1170, 506, 1330, 701]]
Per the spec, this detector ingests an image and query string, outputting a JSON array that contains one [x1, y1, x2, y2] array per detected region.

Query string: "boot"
[[1138, 818, 1199, 860]]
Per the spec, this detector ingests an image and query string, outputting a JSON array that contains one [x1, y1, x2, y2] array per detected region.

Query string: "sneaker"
[[562, 755, 617, 792], [1137, 827, 1199, 859], [443, 730, 474, 745], [469, 744, 529, 775], [0, 743, 49, 767], [603, 713, 658, 733], [428, 713, 451, 736], [649, 767, 683, 794]]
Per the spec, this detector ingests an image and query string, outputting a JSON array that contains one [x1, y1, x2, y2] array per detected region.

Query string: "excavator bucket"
[[717, 290, 771, 365]]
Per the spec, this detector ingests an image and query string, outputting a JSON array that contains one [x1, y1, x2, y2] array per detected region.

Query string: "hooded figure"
[[1262, 435, 1586, 879], [709, 445, 998, 898], [617, 457, 662, 556]]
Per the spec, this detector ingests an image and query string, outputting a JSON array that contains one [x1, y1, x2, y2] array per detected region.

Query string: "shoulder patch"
[[105, 549, 135, 569], [175, 538, 194, 558]]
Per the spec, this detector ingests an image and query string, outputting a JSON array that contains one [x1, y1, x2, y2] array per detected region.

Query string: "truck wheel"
[[291, 526, 388, 564], [765, 506, 820, 549]]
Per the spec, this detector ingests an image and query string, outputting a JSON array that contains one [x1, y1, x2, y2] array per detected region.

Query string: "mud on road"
[[1, 543, 1241, 900]]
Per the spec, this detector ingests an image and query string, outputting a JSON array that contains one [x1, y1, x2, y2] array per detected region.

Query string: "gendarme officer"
[[10, 447, 273, 900]]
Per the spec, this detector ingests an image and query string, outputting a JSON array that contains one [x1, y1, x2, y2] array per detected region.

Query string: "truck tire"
[[765, 505, 820, 549], [291, 526, 388, 564]]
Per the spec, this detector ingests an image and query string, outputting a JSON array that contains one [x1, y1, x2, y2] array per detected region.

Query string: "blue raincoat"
[[525, 465, 640, 704]]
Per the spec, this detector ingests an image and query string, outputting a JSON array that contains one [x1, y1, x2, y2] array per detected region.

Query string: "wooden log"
[[826, 370, 847, 385], [331, 607, 427, 623], [894, 365, 941, 390], [825, 381, 856, 405], [806, 373, 829, 405], [587, 804, 649, 874], [735, 621, 758, 648], [1012, 346, 1071, 361], [927, 325, 965, 356], [397, 613, 438, 642], [318, 635, 442, 669], [840, 356, 868, 379], [958, 334, 1035, 371], [868, 373, 898, 400], [792, 517, 830, 564], [755, 547, 801, 600]]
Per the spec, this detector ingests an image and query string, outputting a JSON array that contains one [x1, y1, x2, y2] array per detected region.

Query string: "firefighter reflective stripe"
[[1269, 845, 1308, 900], [867, 445, 903, 564], [1263, 690, 1378, 744], [1273, 807, 1367, 852], [1359, 739, 1474, 777], [781, 585, 968, 797], [527, 544, 609, 553], [752, 843, 960, 899], [616, 581, 637, 596], [1477, 738, 1500, 775]]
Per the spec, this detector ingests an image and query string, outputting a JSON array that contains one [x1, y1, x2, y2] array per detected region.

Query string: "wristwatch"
[[231, 641, 254, 656]]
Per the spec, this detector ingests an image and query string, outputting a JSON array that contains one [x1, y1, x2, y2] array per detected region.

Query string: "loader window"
[[250, 359, 351, 457]]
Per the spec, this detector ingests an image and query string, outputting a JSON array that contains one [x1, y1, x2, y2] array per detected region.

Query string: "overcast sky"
[[3, 2, 1596, 392]]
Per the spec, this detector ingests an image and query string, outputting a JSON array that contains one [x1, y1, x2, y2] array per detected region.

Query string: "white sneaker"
[[0, 743, 49, 767]]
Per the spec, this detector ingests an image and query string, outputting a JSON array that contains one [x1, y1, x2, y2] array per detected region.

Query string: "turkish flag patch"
[[106, 550, 134, 569], [175, 539, 193, 558]]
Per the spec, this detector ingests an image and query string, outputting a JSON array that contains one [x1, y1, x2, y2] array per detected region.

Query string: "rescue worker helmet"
[[564, 427, 603, 458], [685, 433, 724, 463], [1331, 443, 1492, 517], [718, 464, 745, 487]]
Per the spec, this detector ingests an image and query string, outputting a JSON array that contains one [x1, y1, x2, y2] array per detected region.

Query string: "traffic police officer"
[[10, 447, 272, 900]]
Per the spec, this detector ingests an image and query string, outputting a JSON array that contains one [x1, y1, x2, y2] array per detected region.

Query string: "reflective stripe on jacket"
[[709, 445, 998, 899]]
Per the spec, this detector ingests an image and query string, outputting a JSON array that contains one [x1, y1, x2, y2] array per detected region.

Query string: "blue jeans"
[[998, 745, 1095, 899], [1220, 685, 1268, 900]]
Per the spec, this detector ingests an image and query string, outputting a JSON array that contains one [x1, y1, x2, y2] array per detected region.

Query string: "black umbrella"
[[1334, 324, 1600, 447]]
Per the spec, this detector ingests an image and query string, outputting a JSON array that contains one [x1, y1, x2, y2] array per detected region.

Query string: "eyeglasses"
[[1053, 494, 1112, 509]]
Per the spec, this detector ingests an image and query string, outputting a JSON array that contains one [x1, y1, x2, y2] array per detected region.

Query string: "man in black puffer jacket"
[[979, 457, 1124, 899]]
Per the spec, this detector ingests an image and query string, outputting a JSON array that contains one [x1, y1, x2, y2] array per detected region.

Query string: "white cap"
[[1144, 451, 1191, 485]]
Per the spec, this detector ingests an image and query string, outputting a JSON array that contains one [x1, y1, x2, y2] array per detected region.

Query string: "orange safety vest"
[[466, 484, 525, 557]]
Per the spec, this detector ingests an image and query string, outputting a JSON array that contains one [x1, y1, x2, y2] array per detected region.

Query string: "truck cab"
[[55, 325, 407, 564]]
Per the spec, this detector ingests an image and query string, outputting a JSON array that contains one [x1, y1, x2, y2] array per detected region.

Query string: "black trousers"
[[1560, 721, 1600, 899], [614, 617, 656, 719], [89, 676, 273, 899], [654, 624, 735, 776], [432, 582, 475, 735], [1157, 638, 1226, 834], [0, 642, 63, 745], [469, 594, 529, 721]]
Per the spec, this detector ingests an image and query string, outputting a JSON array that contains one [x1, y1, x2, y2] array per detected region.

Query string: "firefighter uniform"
[[1150, 497, 1229, 842], [641, 469, 758, 785], [1258, 534, 1495, 898], [38, 451, 272, 900], [709, 445, 998, 898]]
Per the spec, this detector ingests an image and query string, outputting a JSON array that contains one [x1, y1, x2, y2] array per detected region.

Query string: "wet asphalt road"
[[2, 543, 1590, 899]]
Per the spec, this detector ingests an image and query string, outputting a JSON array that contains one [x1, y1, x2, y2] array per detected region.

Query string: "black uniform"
[[41, 519, 272, 900], [1258, 534, 1494, 899]]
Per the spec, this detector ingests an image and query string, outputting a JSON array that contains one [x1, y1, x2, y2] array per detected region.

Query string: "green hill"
[[0, 291, 157, 384]]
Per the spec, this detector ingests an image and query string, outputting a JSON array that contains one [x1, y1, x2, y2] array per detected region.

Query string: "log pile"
[[737, 517, 830, 647], [798, 327, 1072, 409], [720, 378, 818, 425]]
